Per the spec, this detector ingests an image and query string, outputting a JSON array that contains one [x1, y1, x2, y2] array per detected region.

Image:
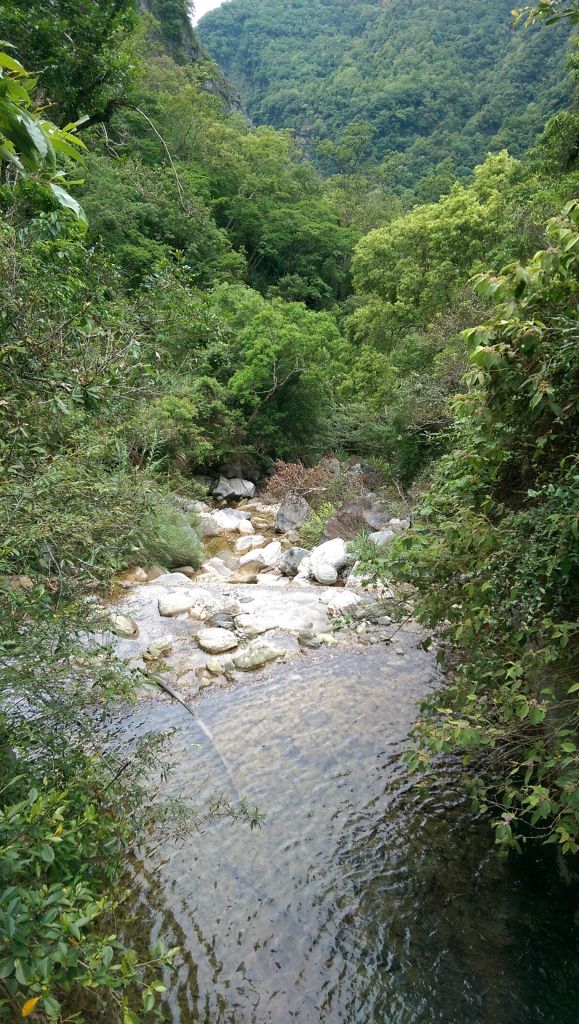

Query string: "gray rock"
[[197, 514, 222, 539], [321, 496, 392, 541], [110, 613, 139, 639], [279, 546, 310, 577], [213, 476, 256, 501], [199, 557, 233, 579], [275, 494, 311, 533], [197, 628, 239, 654], [143, 635, 173, 661], [232, 639, 286, 671]]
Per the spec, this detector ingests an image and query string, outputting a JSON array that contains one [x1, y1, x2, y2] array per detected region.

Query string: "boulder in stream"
[[213, 476, 256, 500], [197, 627, 239, 654], [275, 494, 311, 533]]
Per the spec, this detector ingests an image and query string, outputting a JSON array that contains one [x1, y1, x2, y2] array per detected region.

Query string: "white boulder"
[[196, 628, 239, 654], [237, 518, 255, 536]]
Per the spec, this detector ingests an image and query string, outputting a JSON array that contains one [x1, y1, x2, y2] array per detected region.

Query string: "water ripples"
[[120, 647, 578, 1024]]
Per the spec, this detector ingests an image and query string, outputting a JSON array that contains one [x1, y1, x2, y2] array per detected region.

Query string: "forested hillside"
[[199, 0, 574, 192], [0, 0, 577, 1020]]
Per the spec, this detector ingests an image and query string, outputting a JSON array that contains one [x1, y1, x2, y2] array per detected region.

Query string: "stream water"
[[120, 645, 578, 1024]]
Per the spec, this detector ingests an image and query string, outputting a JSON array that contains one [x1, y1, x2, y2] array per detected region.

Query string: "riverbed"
[[117, 645, 578, 1024]]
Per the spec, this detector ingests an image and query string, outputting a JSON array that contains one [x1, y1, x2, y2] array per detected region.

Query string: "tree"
[[386, 203, 579, 853], [0, 48, 87, 222]]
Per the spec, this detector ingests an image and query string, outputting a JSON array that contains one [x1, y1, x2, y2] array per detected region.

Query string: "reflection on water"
[[120, 647, 578, 1024]]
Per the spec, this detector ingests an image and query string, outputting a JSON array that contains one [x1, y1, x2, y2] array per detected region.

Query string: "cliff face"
[[197, 0, 573, 184], [139, 0, 246, 116]]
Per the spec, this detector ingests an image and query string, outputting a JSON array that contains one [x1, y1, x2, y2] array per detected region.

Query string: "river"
[[117, 644, 578, 1023]]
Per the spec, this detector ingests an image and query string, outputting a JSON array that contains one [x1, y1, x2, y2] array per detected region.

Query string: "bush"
[[381, 203, 579, 854]]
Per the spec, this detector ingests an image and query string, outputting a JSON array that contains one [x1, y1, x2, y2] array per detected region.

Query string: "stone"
[[212, 507, 251, 532], [232, 639, 286, 671], [205, 612, 235, 630], [279, 546, 309, 577], [174, 566, 197, 580], [143, 635, 173, 661], [310, 538, 348, 579], [205, 657, 225, 675], [158, 592, 197, 617], [228, 571, 259, 585], [235, 534, 266, 554], [261, 540, 283, 568], [156, 587, 218, 620], [110, 613, 139, 639], [321, 496, 392, 542], [197, 514, 222, 539], [213, 476, 256, 501], [275, 494, 311, 533], [389, 517, 410, 532], [196, 628, 239, 654], [369, 529, 396, 549], [237, 518, 255, 536], [234, 612, 278, 637], [200, 557, 233, 579], [153, 572, 196, 586], [325, 590, 360, 616], [313, 563, 338, 586], [191, 474, 214, 494], [239, 550, 267, 572]]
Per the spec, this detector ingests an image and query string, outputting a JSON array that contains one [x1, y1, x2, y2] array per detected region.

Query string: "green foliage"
[[0, 0, 137, 124], [199, 0, 574, 191], [513, 1, 579, 25], [298, 502, 336, 548], [382, 203, 579, 852], [0, 48, 87, 222]]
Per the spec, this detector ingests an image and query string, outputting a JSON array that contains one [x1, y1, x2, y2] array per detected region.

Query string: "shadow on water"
[[116, 647, 579, 1024]]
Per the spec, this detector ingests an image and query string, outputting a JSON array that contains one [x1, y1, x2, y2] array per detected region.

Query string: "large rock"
[[321, 496, 392, 542], [157, 587, 219, 620], [213, 476, 256, 501], [235, 534, 266, 554], [261, 540, 283, 568], [199, 557, 233, 579], [279, 547, 309, 577], [196, 628, 239, 654], [239, 550, 267, 572], [323, 589, 361, 616], [158, 591, 198, 617], [313, 563, 338, 586], [231, 639, 286, 671], [237, 518, 255, 536], [212, 508, 251, 532], [110, 613, 139, 639], [311, 538, 348, 572], [275, 494, 311, 533], [197, 514, 222, 539]]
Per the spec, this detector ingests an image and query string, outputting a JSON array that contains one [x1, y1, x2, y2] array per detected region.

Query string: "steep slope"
[[198, 0, 574, 188]]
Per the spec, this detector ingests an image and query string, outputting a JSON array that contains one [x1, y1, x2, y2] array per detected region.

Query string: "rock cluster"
[[109, 486, 412, 696]]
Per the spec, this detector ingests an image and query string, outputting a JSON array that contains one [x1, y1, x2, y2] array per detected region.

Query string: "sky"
[[191, 0, 227, 24]]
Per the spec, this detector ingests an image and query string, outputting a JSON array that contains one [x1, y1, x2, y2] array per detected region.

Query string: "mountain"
[[198, 0, 574, 189]]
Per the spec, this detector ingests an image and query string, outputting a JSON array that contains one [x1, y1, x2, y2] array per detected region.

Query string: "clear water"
[[122, 646, 578, 1024]]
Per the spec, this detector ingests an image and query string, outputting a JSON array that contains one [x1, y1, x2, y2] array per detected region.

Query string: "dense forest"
[[0, 0, 577, 1020], [199, 0, 575, 194]]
